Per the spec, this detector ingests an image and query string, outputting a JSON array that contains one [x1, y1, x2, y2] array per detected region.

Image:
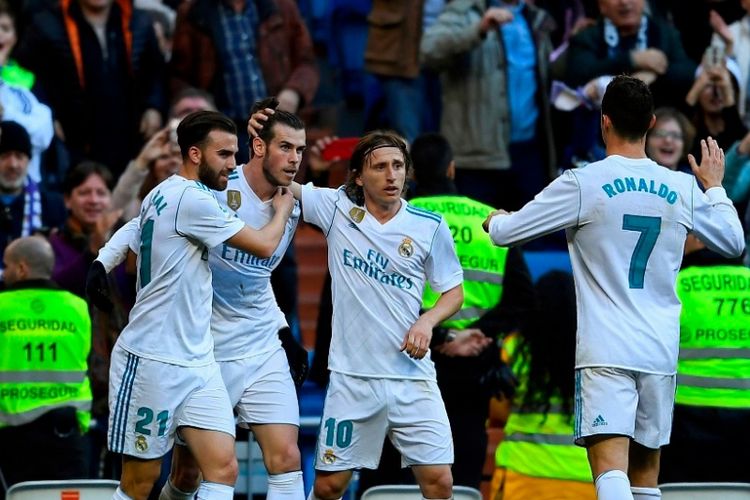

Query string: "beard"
[[0, 174, 25, 193], [261, 155, 292, 188], [198, 159, 227, 191]]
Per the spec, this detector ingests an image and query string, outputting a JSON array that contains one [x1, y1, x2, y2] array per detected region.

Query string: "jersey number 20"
[[622, 215, 661, 289]]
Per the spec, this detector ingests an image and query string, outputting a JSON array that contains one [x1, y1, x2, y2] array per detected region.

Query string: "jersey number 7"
[[622, 214, 661, 289]]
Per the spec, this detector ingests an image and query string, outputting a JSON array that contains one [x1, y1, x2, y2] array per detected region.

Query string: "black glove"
[[86, 261, 113, 313], [278, 327, 309, 390], [479, 359, 518, 400]]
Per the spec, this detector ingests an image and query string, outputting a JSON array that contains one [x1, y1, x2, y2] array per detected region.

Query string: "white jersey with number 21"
[[115, 175, 245, 367]]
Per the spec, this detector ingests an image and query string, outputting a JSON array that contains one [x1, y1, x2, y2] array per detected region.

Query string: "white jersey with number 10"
[[301, 184, 463, 381]]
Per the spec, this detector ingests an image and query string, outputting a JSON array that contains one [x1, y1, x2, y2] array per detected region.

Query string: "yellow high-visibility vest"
[[410, 195, 508, 329], [496, 334, 591, 482], [676, 265, 750, 408], [0, 285, 92, 431]]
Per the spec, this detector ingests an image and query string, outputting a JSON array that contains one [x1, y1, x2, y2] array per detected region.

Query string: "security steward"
[[0, 236, 92, 494], [411, 133, 535, 489], [660, 234, 750, 483]]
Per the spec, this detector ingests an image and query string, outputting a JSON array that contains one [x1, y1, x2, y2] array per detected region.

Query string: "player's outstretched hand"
[[272, 187, 295, 217], [401, 318, 432, 360], [482, 209, 509, 233], [278, 328, 309, 389], [86, 261, 113, 313], [688, 136, 725, 190]]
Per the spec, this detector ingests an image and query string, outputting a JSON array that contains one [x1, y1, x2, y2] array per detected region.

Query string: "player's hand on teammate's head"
[[272, 187, 295, 217], [482, 209, 509, 233], [86, 260, 114, 313], [247, 97, 278, 139], [278, 327, 309, 390], [688, 136, 725, 190]]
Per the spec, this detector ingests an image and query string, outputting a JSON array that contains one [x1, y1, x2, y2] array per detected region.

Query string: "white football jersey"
[[209, 165, 300, 361], [301, 184, 463, 380], [489, 155, 745, 374], [116, 175, 245, 366]]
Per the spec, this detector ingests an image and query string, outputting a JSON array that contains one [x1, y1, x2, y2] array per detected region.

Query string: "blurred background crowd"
[[0, 0, 749, 499]]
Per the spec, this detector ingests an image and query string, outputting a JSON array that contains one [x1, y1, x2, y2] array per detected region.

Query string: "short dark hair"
[[601, 75, 654, 141], [248, 98, 305, 158], [177, 111, 236, 157], [345, 130, 410, 205], [410, 133, 453, 184], [63, 161, 114, 195]]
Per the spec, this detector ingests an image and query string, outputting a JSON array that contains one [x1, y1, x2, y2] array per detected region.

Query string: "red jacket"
[[170, 0, 319, 111]]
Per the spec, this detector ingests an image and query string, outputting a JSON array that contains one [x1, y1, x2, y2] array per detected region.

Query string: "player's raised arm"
[[225, 187, 295, 257], [485, 170, 581, 247], [688, 137, 745, 257]]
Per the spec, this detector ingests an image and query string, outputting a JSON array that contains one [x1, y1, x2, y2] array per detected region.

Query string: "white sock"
[[159, 479, 197, 500], [631, 487, 661, 499], [595, 470, 634, 500], [195, 481, 233, 500], [113, 487, 132, 500], [267, 471, 304, 500]]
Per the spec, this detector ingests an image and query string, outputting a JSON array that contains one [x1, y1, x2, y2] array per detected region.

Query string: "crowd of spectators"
[[1, 0, 749, 497]]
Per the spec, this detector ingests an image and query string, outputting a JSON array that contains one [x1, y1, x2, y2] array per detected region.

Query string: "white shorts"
[[108, 345, 235, 459], [574, 367, 676, 449], [314, 372, 453, 471], [219, 346, 299, 427]]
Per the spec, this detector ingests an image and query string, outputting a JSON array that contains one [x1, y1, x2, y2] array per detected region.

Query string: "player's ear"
[[188, 145, 202, 165], [354, 169, 363, 187], [252, 136, 266, 158]]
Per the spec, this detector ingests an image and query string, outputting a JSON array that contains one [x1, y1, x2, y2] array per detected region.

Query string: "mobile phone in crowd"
[[703, 45, 726, 70]]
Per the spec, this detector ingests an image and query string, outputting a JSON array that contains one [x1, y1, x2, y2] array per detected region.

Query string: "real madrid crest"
[[135, 435, 149, 453], [398, 237, 414, 258], [322, 449, 337, 465], [227, 190, 242, 211], [349, 207, 365, 223]]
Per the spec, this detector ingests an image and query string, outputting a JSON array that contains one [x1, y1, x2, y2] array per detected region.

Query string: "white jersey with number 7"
[[488, 155, 745, 375]]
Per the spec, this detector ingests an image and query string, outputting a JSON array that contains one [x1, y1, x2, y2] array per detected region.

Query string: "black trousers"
[[0, 407, 88, 500], [660, 404, 750, 483]]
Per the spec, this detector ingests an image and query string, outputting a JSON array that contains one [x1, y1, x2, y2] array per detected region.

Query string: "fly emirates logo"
[[342, 248, 414, 290]]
